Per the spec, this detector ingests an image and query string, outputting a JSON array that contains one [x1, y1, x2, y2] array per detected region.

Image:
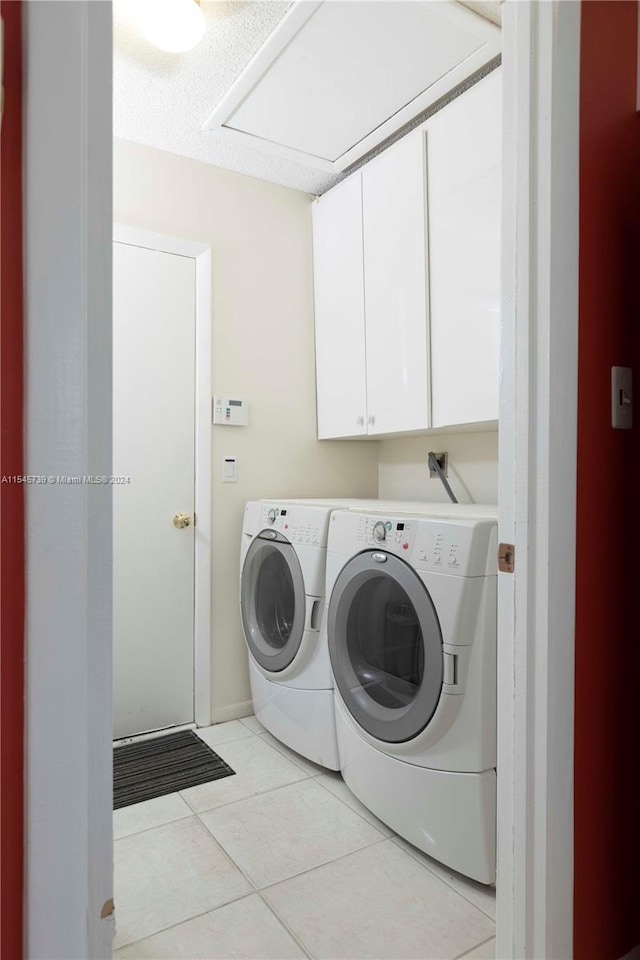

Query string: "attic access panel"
[[202, 0, 500, 174]]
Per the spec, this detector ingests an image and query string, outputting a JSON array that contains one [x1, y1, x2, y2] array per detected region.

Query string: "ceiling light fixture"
[[138, 0, 205, 54]]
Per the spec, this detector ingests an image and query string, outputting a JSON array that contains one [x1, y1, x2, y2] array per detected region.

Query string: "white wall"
[[113, 139, 379, 721], [378, 431, 499, 504]]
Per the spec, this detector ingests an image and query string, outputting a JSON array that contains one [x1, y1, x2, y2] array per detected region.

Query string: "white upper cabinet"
[[312, 70, 502, 439], [362, 130, 430, 436], [427, 69, 502, 428], [313, 130, 429, 439], [313, 175, 367, 439]]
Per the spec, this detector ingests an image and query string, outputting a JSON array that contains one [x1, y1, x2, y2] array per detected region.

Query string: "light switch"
[[611, 366, 633, 429], [222, 457, 237, 482]]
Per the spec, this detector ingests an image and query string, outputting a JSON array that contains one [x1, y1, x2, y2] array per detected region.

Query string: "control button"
[[403, 542, 409, 550], [385, 522, 392, 531]]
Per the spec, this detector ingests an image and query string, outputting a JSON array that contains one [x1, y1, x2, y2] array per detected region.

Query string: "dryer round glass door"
[[241, 531, 306, 673], [328, 552, 443, 743]]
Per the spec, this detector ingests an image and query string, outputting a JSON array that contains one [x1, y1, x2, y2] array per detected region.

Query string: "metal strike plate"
[[498, 543, 515, 574]]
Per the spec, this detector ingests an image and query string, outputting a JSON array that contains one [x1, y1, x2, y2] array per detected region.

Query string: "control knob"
[[372, 521, 387, 543], [267, 508, 278, 525]]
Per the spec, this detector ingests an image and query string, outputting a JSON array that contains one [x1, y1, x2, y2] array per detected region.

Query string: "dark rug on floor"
[[113, 729, 235, 810]]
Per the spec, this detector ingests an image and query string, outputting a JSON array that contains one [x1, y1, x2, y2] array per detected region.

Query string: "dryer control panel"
[[336, 511, 497, 577], [355, 514, 415, 553]]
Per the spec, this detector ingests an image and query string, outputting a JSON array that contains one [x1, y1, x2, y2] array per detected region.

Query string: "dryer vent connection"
[[427, 451, 458, 504]]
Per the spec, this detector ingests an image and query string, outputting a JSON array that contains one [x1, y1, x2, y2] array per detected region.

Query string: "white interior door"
[[113, 241, 196, 739]]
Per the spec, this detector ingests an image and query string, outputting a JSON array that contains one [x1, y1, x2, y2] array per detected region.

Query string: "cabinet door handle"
[[368, 415, 375, 426], [357, 416, 364, 426]]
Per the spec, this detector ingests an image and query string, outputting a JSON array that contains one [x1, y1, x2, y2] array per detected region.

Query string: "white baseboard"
[[210, 699, 254, 724]]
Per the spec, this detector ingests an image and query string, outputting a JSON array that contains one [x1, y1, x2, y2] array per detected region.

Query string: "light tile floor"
[[114, 717, 496, 960]]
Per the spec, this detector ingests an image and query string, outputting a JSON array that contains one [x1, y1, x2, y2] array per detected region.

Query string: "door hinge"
[[498, 543, 515, 574], [100, 898, 114, 920]]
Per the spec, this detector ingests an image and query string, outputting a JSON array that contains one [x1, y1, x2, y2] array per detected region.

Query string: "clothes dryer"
[[240, 500, 356, 769], [325, 507, 498, 882]]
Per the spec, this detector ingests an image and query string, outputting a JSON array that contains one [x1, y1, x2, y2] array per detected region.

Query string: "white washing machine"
[[240, 499, 361, 770], [325, 507, 498, 883]]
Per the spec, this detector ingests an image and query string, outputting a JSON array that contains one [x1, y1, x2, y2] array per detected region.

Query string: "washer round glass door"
[[328, 551, 443, 743], [241, 530, 306, 673]]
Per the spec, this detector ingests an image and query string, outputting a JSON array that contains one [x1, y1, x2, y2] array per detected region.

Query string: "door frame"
[[22, 1, 583, 957], [113, 224, 212, 728], [496, 2, 580, 958]]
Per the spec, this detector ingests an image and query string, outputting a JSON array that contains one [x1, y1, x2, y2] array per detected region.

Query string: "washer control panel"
[[258, 503, 324, 546]]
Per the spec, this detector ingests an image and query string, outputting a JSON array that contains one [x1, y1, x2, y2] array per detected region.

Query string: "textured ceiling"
[[114, 1, 501, 197]]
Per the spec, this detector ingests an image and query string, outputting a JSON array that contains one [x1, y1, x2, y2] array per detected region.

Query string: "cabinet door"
[[362, 129, 430, 436], [427, 69, 501, 428], [313, 175, 367, 439]]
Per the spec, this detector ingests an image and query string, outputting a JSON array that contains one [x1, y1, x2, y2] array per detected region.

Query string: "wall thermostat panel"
[[212, 397, 249, 426]]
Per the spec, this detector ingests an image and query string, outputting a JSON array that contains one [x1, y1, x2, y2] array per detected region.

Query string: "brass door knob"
[[173, 512, 192, 529]]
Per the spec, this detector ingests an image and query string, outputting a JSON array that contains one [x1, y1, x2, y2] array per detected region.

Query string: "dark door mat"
[[114, 729, 235, 810]]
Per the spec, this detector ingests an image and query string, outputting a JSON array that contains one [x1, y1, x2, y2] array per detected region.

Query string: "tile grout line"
[[178, 728, 315, 815], [113, 806, 194, 842], [257, 834, 391, 896], [131, 808, 320, 959], [256, 731, 329, 777], [196, 732, 256, 749], [389, 837, 497, 922], [193, 780, 393, 896], [178, 767, 312, 817], [256, 839, 399, 960], [193, 809, 262, 895], [237, 717, 264, 733], [452, 933, 496, 960], [113, 724, 264, 839], [312, 772, 394, 838], [116, 774, 296, 838], [256, 890, 315, 960], [114, 825, 490, 959], [113, 890, 258, 955], [114, 750, 317, 844], [195, 781, 391, 896]]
